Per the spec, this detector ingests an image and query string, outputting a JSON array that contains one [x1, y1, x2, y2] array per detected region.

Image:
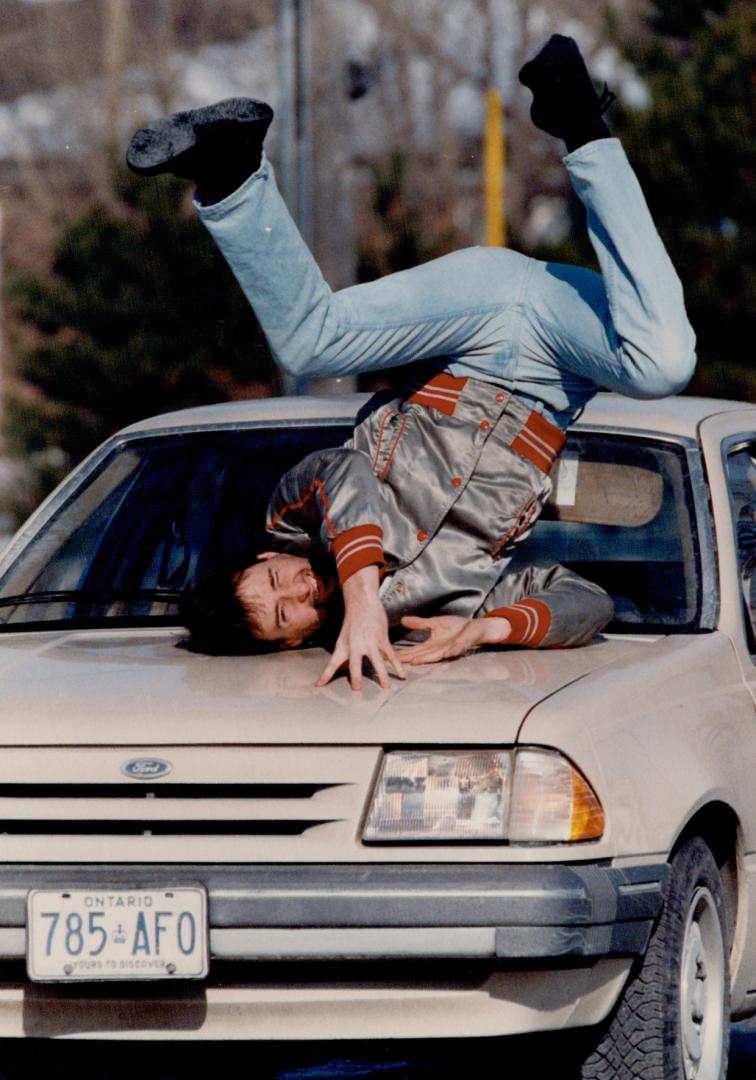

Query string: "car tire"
[[579, 836, 730, 1080]]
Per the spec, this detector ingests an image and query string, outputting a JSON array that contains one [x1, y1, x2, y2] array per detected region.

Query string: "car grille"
[[0, 747, 382, 863]]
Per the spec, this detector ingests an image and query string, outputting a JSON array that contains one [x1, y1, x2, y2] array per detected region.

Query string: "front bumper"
[[0, 861, 668, 962], [0, 861, 667, 1040]]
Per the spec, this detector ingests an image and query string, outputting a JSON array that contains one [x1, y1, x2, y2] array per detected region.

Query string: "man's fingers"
[[384, 644, 406, 680], [370, 651, 391, 690], [399, 637, 438, 659], [403, 639, 453, 664], [349, 653, 363, 692], [315, 648, 346, 687], [406, 648, 446, 665], [397, 640, 428, 658], [315, 663, 338, 687], [401, 639, 436, 656], [316, 615, 469, 685], [316, 641, 405, 692]]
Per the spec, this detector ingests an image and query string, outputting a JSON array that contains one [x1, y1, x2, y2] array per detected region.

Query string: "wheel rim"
[[680, 885, 726, 1079]]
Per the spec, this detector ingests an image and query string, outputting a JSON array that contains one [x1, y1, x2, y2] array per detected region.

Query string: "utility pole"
[[484, 88, 506, 247], [482, 0, 506, 248], [102, 0, 131, 209], [0, 202, 3, 416], [277, 0, 313, 395]]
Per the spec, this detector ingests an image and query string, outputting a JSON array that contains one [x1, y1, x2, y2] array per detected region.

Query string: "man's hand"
[[316, 566, 405, 691], [399, 614, 512, 665]]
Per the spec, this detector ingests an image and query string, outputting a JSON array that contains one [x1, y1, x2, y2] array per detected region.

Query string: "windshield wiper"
[[0, 588, 184, 608]]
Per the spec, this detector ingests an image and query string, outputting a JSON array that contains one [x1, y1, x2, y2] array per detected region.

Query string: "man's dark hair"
[[178, 554, 344, 656], [178, 566, 278, 656]]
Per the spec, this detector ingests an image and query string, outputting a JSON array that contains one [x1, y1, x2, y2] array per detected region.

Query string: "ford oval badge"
[[121, 758, 172, 780]]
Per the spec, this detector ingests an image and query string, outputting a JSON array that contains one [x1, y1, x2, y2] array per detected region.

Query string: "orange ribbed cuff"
[[485, 599, 551, 647], [331, 525, 385, 587]]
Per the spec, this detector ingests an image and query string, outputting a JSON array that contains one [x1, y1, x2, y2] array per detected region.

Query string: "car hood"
[[0, 626, 664, 746]]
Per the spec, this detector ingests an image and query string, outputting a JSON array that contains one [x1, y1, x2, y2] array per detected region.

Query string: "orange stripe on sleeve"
[[332, 525, 385, 587], [484, 599, 551, 647]]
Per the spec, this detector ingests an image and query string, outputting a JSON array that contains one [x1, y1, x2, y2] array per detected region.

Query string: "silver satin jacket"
[[266, 371, 614, 648]]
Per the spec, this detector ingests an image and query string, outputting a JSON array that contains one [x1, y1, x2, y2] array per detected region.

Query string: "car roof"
[[119, 394, 366, 435], [577, 393, 754, 437], [119, 391, 754, 440]]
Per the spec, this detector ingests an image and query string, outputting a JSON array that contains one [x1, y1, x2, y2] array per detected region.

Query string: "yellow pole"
[[484, 88, 506, 247]]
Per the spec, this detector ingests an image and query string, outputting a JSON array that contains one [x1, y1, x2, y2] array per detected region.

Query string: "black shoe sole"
[[126, 98, 273, 176], [518, 34, 584, 90], [517, 34, 614, 145]]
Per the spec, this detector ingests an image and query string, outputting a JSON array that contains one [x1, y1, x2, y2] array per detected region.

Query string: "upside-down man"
[[127, 35, 696, 689]]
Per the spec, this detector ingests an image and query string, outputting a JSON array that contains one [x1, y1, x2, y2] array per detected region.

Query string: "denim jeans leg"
[[197, 157, 534, 383], [522, 138, 696, 400], [199, 141, 695, 409]]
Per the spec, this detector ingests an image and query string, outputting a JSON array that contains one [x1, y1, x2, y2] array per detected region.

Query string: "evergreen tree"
[[536, 0, 754, 402], [4, 170, 276, 518], [614, 0, 755, 401]]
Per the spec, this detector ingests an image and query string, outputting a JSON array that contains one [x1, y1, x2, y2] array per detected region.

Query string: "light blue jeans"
[[198, 138, 696, 429]]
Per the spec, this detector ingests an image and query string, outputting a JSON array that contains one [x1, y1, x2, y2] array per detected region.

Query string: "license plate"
[[27, 887, 208, 982]]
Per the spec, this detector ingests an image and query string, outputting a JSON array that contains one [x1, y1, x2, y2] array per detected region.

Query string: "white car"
[[0, 392, 754, 1080]]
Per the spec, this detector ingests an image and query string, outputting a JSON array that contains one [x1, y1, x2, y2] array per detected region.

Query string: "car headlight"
[[362, 748, 604, 843]]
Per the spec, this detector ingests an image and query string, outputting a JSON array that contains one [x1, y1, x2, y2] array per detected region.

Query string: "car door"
[[699, 411, 756, 1015], [700, 411, 756, 707], [725, 438, 756, 650]]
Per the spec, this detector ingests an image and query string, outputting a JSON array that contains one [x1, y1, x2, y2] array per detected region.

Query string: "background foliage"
[[543, 0, 755, 401], [1, 0, 754, 526], [615, 0, 755, 401], [5, 171, 274, 516]]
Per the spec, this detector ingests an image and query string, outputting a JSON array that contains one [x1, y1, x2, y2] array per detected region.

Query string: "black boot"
[[518, 35, 615, 153], [126, 98, 274, 204]]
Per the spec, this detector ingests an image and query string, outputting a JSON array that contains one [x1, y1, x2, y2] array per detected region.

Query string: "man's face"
[[236, 552, 334, 647]]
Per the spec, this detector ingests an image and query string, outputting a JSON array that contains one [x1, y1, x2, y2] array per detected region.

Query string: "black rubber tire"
[[579, 836, 730, 1079]]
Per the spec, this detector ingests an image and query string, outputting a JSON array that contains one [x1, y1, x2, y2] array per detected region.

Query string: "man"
[[128, 35, 695, 689]]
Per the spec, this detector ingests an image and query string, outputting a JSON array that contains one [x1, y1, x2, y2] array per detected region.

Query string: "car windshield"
[[0, 426, 704, 635]]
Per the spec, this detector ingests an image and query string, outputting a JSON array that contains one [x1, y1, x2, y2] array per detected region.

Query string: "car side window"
[[726, 442, 756, 651]]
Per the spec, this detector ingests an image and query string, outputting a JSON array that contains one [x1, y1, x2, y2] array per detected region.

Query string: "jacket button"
[[479, 420, 491, 431], [417, 530, 428, 542], [395, 581, 405, 593], [496, 392, 506, 403], [451, 476, 462, 487]]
